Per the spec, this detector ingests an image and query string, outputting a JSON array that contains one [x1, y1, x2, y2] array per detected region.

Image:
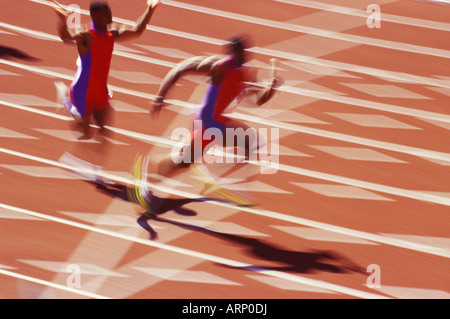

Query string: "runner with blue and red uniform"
[[128, 35, 280, 213], [189, 52, 251, 152], [152, 36, 278, 171], [53, 0, 160, 140], [70, 22, 114, 120]]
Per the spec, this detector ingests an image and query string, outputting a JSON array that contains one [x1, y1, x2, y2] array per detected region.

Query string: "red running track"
[[0, 0, 449, 300]]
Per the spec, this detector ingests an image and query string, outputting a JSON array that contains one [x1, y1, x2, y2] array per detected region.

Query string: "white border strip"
[[275, 0, 450, 32], [2, 60, 450, 163], [2, 21, 450, 117], [3, 99, 450, 209], [22, 0, 450, 86], [0, 268, 110, 299], [0, 146, 448, 259], [0, 203, 390, 299], [161, 0, 450, 59]]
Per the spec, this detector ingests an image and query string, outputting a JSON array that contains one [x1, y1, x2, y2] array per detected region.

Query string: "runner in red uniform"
[[128, 36, 279, 212], [54, 0, 161, 140], [52, 0, 160, 180], [149, 35, 279, 178]]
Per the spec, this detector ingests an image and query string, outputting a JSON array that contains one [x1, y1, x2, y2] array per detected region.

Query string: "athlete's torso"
[[86, 25, 114, 88], [214, 55, 248, 114], [199, 55, 249, 123], [74, 24, 114, 90]]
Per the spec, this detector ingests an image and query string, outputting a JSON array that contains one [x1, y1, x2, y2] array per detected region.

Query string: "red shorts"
[[189, 127, 217, 151], [70, 84, 110, 117]]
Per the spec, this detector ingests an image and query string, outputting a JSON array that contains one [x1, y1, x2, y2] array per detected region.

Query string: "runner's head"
[[225, 35, 250, 66], [90, 1, 113, 29]]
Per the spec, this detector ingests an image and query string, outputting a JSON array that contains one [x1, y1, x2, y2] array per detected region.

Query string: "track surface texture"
[[0, 0, 449, 300]]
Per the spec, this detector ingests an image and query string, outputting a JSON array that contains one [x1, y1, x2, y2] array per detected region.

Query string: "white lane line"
[[278, 84, 450, 123], [0, 99, 71, 121], [275, 0, 450, 32], [3, 60, 450, 164], [0, 21, 176, 69], [425, 0, 450, 4], [0, 268, 110, 299], [3, 109, 450, 209], [0, 203, 390, 299], [0, 146, 449, 259], [3, 21, 450, 118], [231, 112, 450, 162], [2, 21, 450, 98], [251, 46, 450, 89], [27, 0, 226, 45], [161, 0, 450, 59], [3, 94, 450, 181], [4, 98, 450, 210], [21, 1, 450, 88], [267, 161, 450, 207]]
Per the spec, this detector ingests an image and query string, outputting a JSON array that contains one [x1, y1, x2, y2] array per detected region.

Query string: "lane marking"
[[17, 1, 450, 88], [250, 46, 450, 89], [1, 0, 444, 298], [160, 0, 450, 59], [3, 97, 450, 201], [28, 0, 226, 45], [2, 61, 450, 164], [0, 268, 110, 299], [0, 146, 449, 259], [0, 22, 176, 68], [0, 203, 390, 299], [275, 0, 450, 32], [2, 22, 450, 120], [232, 112, 450, 161]]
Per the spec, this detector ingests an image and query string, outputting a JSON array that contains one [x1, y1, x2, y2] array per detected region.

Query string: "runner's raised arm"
[[112, 0, 161, 42]]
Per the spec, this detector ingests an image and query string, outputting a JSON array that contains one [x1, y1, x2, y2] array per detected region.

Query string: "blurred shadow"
[[0, 45, 40, 61], [91, 181, 222, 239], [91, 180, 365, 275], [92, 181, 207, 215], [141, 214, 366, 275]]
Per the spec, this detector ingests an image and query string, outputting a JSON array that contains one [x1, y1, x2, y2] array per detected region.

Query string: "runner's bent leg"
[[156, 131, 204, 178], [223, 119, 260, 160], [93, 105, 114, 138]]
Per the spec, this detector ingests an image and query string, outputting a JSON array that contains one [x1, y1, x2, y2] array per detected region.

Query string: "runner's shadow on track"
[[91, 181, 365, 275], [0, 45, 40, 61], [140, 214, 366, 276], [91, 181, 228, 240]]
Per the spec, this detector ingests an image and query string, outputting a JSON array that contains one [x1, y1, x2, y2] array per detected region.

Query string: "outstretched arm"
[[150, 55, 222, 117], [243, 59, 280, 107], [256, 58, 281, 106], [52, 0, 77, 42], [235, 71, 280, 107], [255, 76, 279, 106], [112, 0, 160, 42], [52, 0, 91, 56]]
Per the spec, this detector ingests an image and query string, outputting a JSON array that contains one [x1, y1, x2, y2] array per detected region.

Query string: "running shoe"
[[190, 164, 256, 207], [54, 81, 81, 119], [127, 153, 153, 215]]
